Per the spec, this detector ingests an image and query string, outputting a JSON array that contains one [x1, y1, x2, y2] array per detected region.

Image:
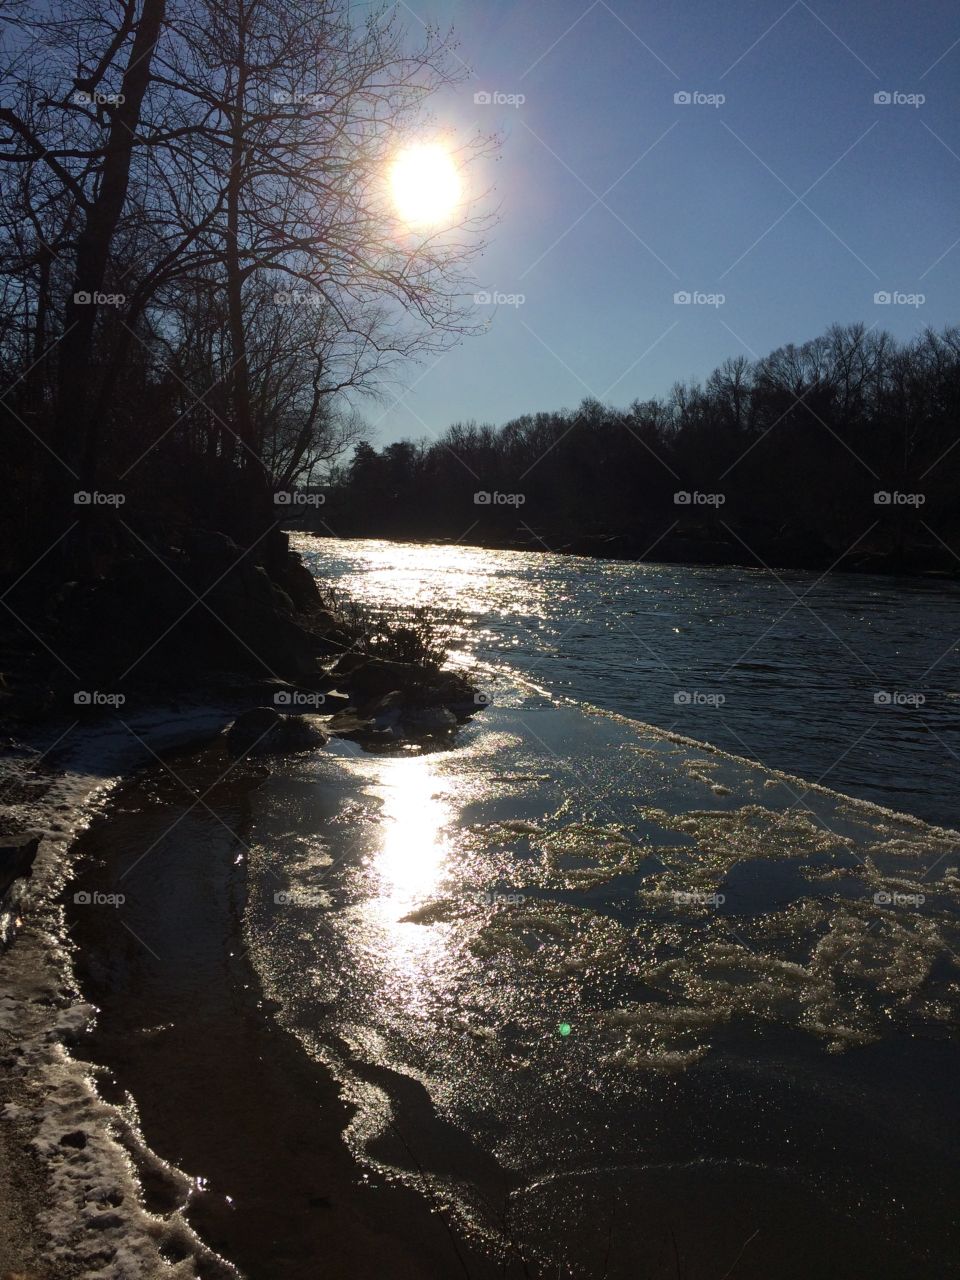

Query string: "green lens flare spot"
[[558, 1022, 572, 1037]]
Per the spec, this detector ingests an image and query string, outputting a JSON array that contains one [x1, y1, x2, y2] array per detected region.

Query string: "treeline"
[[0, 0, 490, 578], [318, 323, 960, 573]]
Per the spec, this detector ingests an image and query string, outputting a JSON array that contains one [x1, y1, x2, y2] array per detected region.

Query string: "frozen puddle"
[[265, 703, 960, 1069]]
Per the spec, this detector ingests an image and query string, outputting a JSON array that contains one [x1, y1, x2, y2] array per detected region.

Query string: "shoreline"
[[67, 738, 507, 1279], [0, 530, 493, 1276], [0, 708, 240, 1279], [2, 523, 959, 1277]]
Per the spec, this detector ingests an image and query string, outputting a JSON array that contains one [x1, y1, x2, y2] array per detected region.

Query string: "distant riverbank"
[[300, 522, 960, 580]]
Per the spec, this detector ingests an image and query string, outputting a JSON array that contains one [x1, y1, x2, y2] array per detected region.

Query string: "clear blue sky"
[[370, 0, 960, 444]]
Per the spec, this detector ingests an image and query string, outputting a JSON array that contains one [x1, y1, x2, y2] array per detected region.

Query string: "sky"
[[368, 0, 960, 445]]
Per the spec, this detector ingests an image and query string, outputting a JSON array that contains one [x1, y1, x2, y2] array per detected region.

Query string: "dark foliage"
[[318, 323, 960, 574]]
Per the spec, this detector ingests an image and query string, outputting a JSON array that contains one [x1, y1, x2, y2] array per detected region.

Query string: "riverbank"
[[0, 527, 479, 732], [0, 710, 237, 1279], [0, 702, 494, 1279]]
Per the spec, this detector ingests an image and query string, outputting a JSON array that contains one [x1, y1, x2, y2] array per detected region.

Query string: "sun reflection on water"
[[376, 755, 450, 905], [360, 755, 455, 992]]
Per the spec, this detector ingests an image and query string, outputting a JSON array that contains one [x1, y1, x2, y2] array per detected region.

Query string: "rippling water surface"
[[295, 536, 960, 827]]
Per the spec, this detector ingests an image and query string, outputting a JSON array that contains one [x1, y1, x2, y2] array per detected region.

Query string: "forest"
[[316, 322, 960, 573]]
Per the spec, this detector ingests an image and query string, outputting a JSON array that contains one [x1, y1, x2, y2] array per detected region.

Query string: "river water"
[[294, 536, 960, 829], [67, 539, 960, 1278]]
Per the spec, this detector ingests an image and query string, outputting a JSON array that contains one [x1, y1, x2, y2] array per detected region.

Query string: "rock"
[[419, 670, 486, 721], [328, 651, 368, 677], [274, 551, 323, 611], [324, 711, 376, 740], [307, 608, 348, 639], [332, 655, 422, 701], [271, 686, 351, 714], [225, 708, 328, 756], [403, 706, 458, 735], [368, 690, 406, 730], [331, 656, 487, 727], [318, 688, 352, 712], [0, 833, 39, 896]]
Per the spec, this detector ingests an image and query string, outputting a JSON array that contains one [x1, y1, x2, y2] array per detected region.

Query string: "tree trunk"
[[225, 16, 256, 468], [55, 0, 167, 491]]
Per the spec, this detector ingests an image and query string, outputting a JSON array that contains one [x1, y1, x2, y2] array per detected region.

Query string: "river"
[[294, 536, 960, 828]]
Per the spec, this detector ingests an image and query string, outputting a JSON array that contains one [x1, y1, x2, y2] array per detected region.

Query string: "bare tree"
[[157, 0, 494, 480]]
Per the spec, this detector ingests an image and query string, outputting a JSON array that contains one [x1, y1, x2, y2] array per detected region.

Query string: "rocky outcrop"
[[225, 708, 329, 756], [0, 524, 490, 750], [326, 654, 483, 722]]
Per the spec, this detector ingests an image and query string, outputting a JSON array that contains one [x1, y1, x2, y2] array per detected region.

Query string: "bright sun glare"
[[390, 143, 461, 227]]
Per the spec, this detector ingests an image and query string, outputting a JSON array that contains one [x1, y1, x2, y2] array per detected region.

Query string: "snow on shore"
[[0, 709, 237, 1279]]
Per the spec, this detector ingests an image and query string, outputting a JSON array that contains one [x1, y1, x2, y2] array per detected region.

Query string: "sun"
[[390, 143, 461, 227]]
